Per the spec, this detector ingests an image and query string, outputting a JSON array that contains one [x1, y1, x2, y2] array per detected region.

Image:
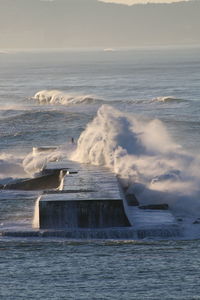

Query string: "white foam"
[[33, 90, 98, 105], [152, 96, 182, 103], [23, 143, 75, 176], [71, 105, 200, 219]]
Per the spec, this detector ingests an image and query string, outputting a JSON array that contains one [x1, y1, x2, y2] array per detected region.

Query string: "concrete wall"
[[39, 199, 131, 229]]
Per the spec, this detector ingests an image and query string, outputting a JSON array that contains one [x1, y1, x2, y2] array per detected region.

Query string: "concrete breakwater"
[[0, 149, 182, 239], [37, 160, 131, 229]]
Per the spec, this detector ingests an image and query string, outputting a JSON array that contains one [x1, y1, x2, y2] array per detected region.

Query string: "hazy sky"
[[0, 0, 199, 49]]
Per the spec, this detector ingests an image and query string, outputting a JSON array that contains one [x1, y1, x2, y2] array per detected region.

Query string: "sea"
[[0, 47, 200, 299]]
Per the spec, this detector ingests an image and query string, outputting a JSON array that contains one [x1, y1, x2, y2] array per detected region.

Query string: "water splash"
[[71, 105, 200, 218], [22, 143, 75, 176]]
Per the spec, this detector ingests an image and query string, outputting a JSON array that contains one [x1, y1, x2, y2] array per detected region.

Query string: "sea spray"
[[23, 150, 58, 176], [22, 143, 75, 176], [71, 105, 200, 218], [33, 90, 99, 105]]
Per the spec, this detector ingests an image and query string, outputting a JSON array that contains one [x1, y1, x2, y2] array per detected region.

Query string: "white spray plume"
[[23, 143, 75, 177], [71, 105, 200, 217]]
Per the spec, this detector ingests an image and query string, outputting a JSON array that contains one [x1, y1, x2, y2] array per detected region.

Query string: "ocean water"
[[0, 47, 200, 299]]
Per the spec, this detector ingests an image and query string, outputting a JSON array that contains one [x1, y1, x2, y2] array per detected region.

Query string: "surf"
[[33, 90, 101, 105], [71, 104, 200, 223]]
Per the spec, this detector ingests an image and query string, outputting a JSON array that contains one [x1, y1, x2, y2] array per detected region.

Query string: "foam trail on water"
[[71, 105, 200, 219], [33, 90, 100, 105]]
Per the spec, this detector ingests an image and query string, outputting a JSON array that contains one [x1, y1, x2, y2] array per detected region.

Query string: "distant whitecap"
[[152, 96, 183, 103], [33, 90, 99, 105]]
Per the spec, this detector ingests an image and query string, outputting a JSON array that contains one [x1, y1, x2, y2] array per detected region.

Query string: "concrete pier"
[[38, 160, 131, 229], [39, 198, 130, 229], [0, 149, 182, 239]]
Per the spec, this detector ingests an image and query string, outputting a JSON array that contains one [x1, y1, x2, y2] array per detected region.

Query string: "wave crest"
[[152, 96, 183, 103], [71, 105, 200, 218], [33, 90, 99, 105]]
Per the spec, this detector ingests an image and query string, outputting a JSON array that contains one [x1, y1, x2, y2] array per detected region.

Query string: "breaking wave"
[[22, 143, 75, 176], [152, 96, 184, 103], [33, 90, 101, 105], [32, 90, 187, 107], [71, 105, 200, 218]]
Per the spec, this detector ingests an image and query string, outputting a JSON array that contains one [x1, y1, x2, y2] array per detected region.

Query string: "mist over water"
[[71, 104, 200, 218]]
